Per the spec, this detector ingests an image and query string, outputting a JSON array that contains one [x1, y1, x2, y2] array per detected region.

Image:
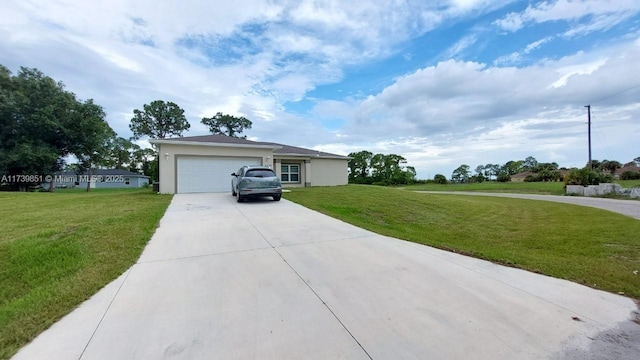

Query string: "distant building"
[[45, 169, 150, 189]]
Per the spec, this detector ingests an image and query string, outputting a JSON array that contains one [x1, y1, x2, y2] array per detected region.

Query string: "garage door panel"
[[177, 157, 260, 193]]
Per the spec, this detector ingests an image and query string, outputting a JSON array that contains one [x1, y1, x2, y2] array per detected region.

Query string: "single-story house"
[[45, 169, 150, 189], [150, 134, 349, 194], [614, 164, 640, 179]]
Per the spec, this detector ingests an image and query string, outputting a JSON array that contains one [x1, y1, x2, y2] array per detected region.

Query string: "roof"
[[616, 164, 640, 174], [260, 142, 349, 159], [153, 134, 349, 159], [59, 169, 149, 177]]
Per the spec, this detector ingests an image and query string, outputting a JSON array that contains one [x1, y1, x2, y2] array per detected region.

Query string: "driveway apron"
[[12, 193, 640, 360]]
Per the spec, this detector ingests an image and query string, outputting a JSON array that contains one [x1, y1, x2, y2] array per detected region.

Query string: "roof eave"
[[150, 139, 281, 150], [274, 153, 350, 160]]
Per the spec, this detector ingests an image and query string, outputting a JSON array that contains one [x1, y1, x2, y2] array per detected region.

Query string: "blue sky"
[[1, 0, 639, 178]]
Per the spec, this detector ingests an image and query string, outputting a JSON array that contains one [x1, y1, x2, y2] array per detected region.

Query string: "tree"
[[474, 165, 486, 182], [0, 66, 81, 190], [600, 160, 621, 175], [348, 151, 415, 185], [104, 137, 139, 170], [501, 160, 524, 176], [129, 100, 190, 140], [201, 112, 252, 138], [348, 150, 373, 183], [132, 147, 158, 180], [69, 100, 116, 191], [523, 156, 538, 171], [451, 164, 470, 183], [434, 174, 448, 184]]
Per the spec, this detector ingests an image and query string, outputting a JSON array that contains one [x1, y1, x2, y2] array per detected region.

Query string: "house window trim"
[[281, 164, 300, 183]]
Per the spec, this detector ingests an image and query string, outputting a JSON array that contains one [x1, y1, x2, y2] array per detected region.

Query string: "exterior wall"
[[309, 158, 348, 186], [45, 176, 149, 189], [158, 143, 272, 194], [96, 176, 149, 188]]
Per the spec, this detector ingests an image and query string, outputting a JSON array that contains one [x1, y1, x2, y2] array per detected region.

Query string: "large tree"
[[599, 160, 622, 175], [201, 112, 252, 138], [69, 100, 116, 191], [129, 100, 190, 140], [348, 150, 373, 183], [0, 66, 85, 189], [105, 137, 139, 170], [451, 164, 470, 183], [522, 156, 538, 171]]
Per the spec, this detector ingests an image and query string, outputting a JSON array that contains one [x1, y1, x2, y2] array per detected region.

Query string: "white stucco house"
[[150, 134, 349, 194]]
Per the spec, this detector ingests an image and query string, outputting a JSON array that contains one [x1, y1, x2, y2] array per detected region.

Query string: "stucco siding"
[[310, 158, 348, 186], [158, 143, 272, 194]]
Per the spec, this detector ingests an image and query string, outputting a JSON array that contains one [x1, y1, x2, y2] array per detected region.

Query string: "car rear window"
[[245, 169, 276, 178]]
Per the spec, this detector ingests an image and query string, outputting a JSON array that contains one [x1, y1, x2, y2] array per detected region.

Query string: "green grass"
[[284, 185, 640, 299], [405, 179, 640, 196], [0, 188, 172, 359], [618, 180, 640, 188], [405, 181, 566, 194]]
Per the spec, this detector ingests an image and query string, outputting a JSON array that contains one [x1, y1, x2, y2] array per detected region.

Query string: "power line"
[[589, 83, 640, 104]]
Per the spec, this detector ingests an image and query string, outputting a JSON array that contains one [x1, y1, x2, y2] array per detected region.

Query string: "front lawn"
[[0, 188, 172, 359], [405, 181, 565, 194], [405, 179, 640, 195], [284, 185, 640, 299]]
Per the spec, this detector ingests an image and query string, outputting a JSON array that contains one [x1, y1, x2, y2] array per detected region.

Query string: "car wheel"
[[232, 188, 236, 196], [273, 195, 281, 201], [237, 194, 244, 203]]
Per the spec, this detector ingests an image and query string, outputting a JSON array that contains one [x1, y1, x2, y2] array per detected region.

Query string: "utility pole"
[[585, 105, 592, 169]]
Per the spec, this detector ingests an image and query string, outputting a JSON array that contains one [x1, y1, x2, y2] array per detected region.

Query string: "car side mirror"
[[231, 173, 237, 176]]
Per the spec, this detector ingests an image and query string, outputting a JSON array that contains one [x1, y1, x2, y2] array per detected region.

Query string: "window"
[[245, 169, 276, 178], [281, 164, 300, 183]]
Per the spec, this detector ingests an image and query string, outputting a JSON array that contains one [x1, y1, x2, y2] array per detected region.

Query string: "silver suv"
[[231, 166, 282, 202]]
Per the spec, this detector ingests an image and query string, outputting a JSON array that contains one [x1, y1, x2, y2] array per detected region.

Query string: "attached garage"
[[176, 156, 261, 193], [151, 134, 349, 195]]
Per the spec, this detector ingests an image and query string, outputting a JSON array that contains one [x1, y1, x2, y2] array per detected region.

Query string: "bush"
[[524, 175, 538, 182], [497, 173, 511, 182], [433, 174, 448, 184], [564, 168, 612, 186], [620, 171, 640, 180]]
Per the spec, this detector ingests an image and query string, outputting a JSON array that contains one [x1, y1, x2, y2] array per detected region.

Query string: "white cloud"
[[323, 38, 640, 177], [1, 0, 639, 179], [495, 0, 640, 36]]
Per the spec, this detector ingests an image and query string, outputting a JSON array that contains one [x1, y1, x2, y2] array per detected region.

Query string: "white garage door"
[[177, 156, 261, 193]]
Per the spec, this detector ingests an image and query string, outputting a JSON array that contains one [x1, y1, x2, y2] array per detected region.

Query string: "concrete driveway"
[[13, 193, 640, 360]]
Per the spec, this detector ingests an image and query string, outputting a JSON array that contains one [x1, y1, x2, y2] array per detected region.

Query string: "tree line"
[[348, 151, 416, 185], [0, 66, 254, 191], [449, 156, 640, 184]]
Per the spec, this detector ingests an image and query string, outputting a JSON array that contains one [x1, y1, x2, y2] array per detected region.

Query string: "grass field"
[[405, 179, 640, 195], [283, 185, 640, 299], [0, 188, 172, 359]]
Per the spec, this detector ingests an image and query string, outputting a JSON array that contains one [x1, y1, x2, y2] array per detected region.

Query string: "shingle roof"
[[154, 134, 349, 159], [159, 134, 260, 145], [259, 142, 348, 159]]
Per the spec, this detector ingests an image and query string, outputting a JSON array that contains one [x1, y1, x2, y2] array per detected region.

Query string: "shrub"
[[564, 168, 612, 186], [433, 174, 448, 184], [620, 171, 640, 180]]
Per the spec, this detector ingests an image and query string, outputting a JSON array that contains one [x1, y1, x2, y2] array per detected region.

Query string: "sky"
[[1, 0, 639, 179]]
